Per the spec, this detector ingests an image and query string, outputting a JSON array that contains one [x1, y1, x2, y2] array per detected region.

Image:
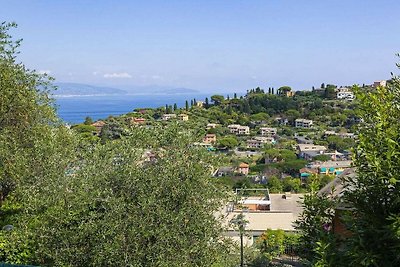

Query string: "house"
[[178, 114, 189, 121], [339, 132, 357, 139], [295, 118, 313, 128], [91, 120, 106, 134], [335, 87, 351, 93], [275, 117, 289, 126], [324, 130, 337, 136], [299, 167, 318, 179], [260, 127, 277, 136], [297, 144, 327, 159], [203, 134, 216, 144], [373, 80, 387, 88], [295, 136, 313, 144], [162, 114, 177, 121], [206, 123, 218, 129], [193, 142, 213, 150], [222, 189, 304, 246], [247, 137, 275, 149], [196, 101, 204, 108], [337, 91, 354, 100], [215, 166, 235, 177], [318, 160, 353, 175], [324, 131, 357, 139], [238, 163, 249, 175], [227, 124, 250, 135], [127, 117, 146, 125]]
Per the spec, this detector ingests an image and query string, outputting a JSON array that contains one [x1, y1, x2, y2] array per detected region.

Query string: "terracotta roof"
[[91, 121, 105, 127], [239, 163, 249, 168]]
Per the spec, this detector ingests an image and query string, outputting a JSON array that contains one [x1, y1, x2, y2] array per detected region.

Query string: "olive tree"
[[21, 125, 229, 266]]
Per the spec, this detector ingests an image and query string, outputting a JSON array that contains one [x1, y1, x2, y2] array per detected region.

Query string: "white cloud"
[[103, 72, 132, 79], [38, 69, 51, 75]]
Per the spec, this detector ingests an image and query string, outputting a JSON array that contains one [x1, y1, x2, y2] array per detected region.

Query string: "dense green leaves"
[[341, 81, 400, 266]]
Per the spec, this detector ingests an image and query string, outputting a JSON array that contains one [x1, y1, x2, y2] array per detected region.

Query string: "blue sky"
[[1, 0, 400, 92]]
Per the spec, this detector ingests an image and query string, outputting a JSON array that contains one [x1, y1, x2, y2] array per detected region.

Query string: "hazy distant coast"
[[54, 82, 200, 96]]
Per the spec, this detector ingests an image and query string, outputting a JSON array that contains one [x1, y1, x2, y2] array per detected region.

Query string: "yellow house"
[[178, 114, 189, 121]]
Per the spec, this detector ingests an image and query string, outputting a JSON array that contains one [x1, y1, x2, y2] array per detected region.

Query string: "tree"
[[278, 86, 292, 96], [16, 126, 229, 266], [211, 95, 224, 105], [324, 84, 336, 99], [285, 109, 300, 123], [313, 154, 331, 162], [342, 80, 400, 265], [295, 187, 337, 265], [173, 103, 177, 111], [257, 229, 286, 261], [250, 112, 269, 122], [205, 97, 209, 108], [234, 93, 237, 99], [185, 100, 189, 111], [0, 22, 58, 206], [267, 176, 283, 193], [217, 136, 239, 149], [84, 116, 93, 125], [0, 22, 77, 263]]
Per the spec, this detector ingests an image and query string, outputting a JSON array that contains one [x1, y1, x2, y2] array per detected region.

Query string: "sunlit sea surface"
[[55, 94, 209, 124]]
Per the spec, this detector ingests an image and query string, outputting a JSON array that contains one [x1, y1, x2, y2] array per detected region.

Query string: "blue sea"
[[55, 94, 209, 124]]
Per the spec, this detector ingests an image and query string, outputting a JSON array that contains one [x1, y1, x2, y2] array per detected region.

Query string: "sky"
[[1, 0, 400, 93]]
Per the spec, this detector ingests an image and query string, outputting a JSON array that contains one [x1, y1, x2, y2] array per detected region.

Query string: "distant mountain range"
[[53, 83, 199, 96], [54, 83, 127, 96]]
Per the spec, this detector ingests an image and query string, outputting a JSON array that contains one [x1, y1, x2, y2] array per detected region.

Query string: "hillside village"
[[68, 82, 382, 253], [74, 82, 383, 194]]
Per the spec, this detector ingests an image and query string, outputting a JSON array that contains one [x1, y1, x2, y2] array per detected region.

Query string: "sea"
[[55, 94, 209, 124]]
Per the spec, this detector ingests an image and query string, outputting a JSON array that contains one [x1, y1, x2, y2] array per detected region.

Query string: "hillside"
[[54, 83, 127, 96]]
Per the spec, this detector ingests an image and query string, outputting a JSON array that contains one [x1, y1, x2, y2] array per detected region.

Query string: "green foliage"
[[282, 177, 301, 192], [249, 112, 269, 122], [278, 86, 292, 95], [71, 124, 96, 133], [294, 189, 336, 265], [256, 229, 286, 261], [217, 136, 238, 149], [324, 85, 337, 99], [342, 80, 400, 266], [326, 135, 355, 151], [83, 116, 93, 125], [267, 176, 283, 193], [211, 95, 224, 105], [313, 154, 331, 162], [0, 22, 58, 207], [15, 126, 228, 266], [273, 159, 307, 176]]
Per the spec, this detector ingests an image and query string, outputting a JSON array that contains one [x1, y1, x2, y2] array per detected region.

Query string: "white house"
[[337, 92, 354, 100], [297, 144, 327, 159], [247, 136, 275, 149], [373, 80, 387, 88], [295, 119, 313, 128], [162, 114, 177, 121], [221, 189, 304, 246], [260, 127, 277, 136], [228, 124, 250, 135]]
